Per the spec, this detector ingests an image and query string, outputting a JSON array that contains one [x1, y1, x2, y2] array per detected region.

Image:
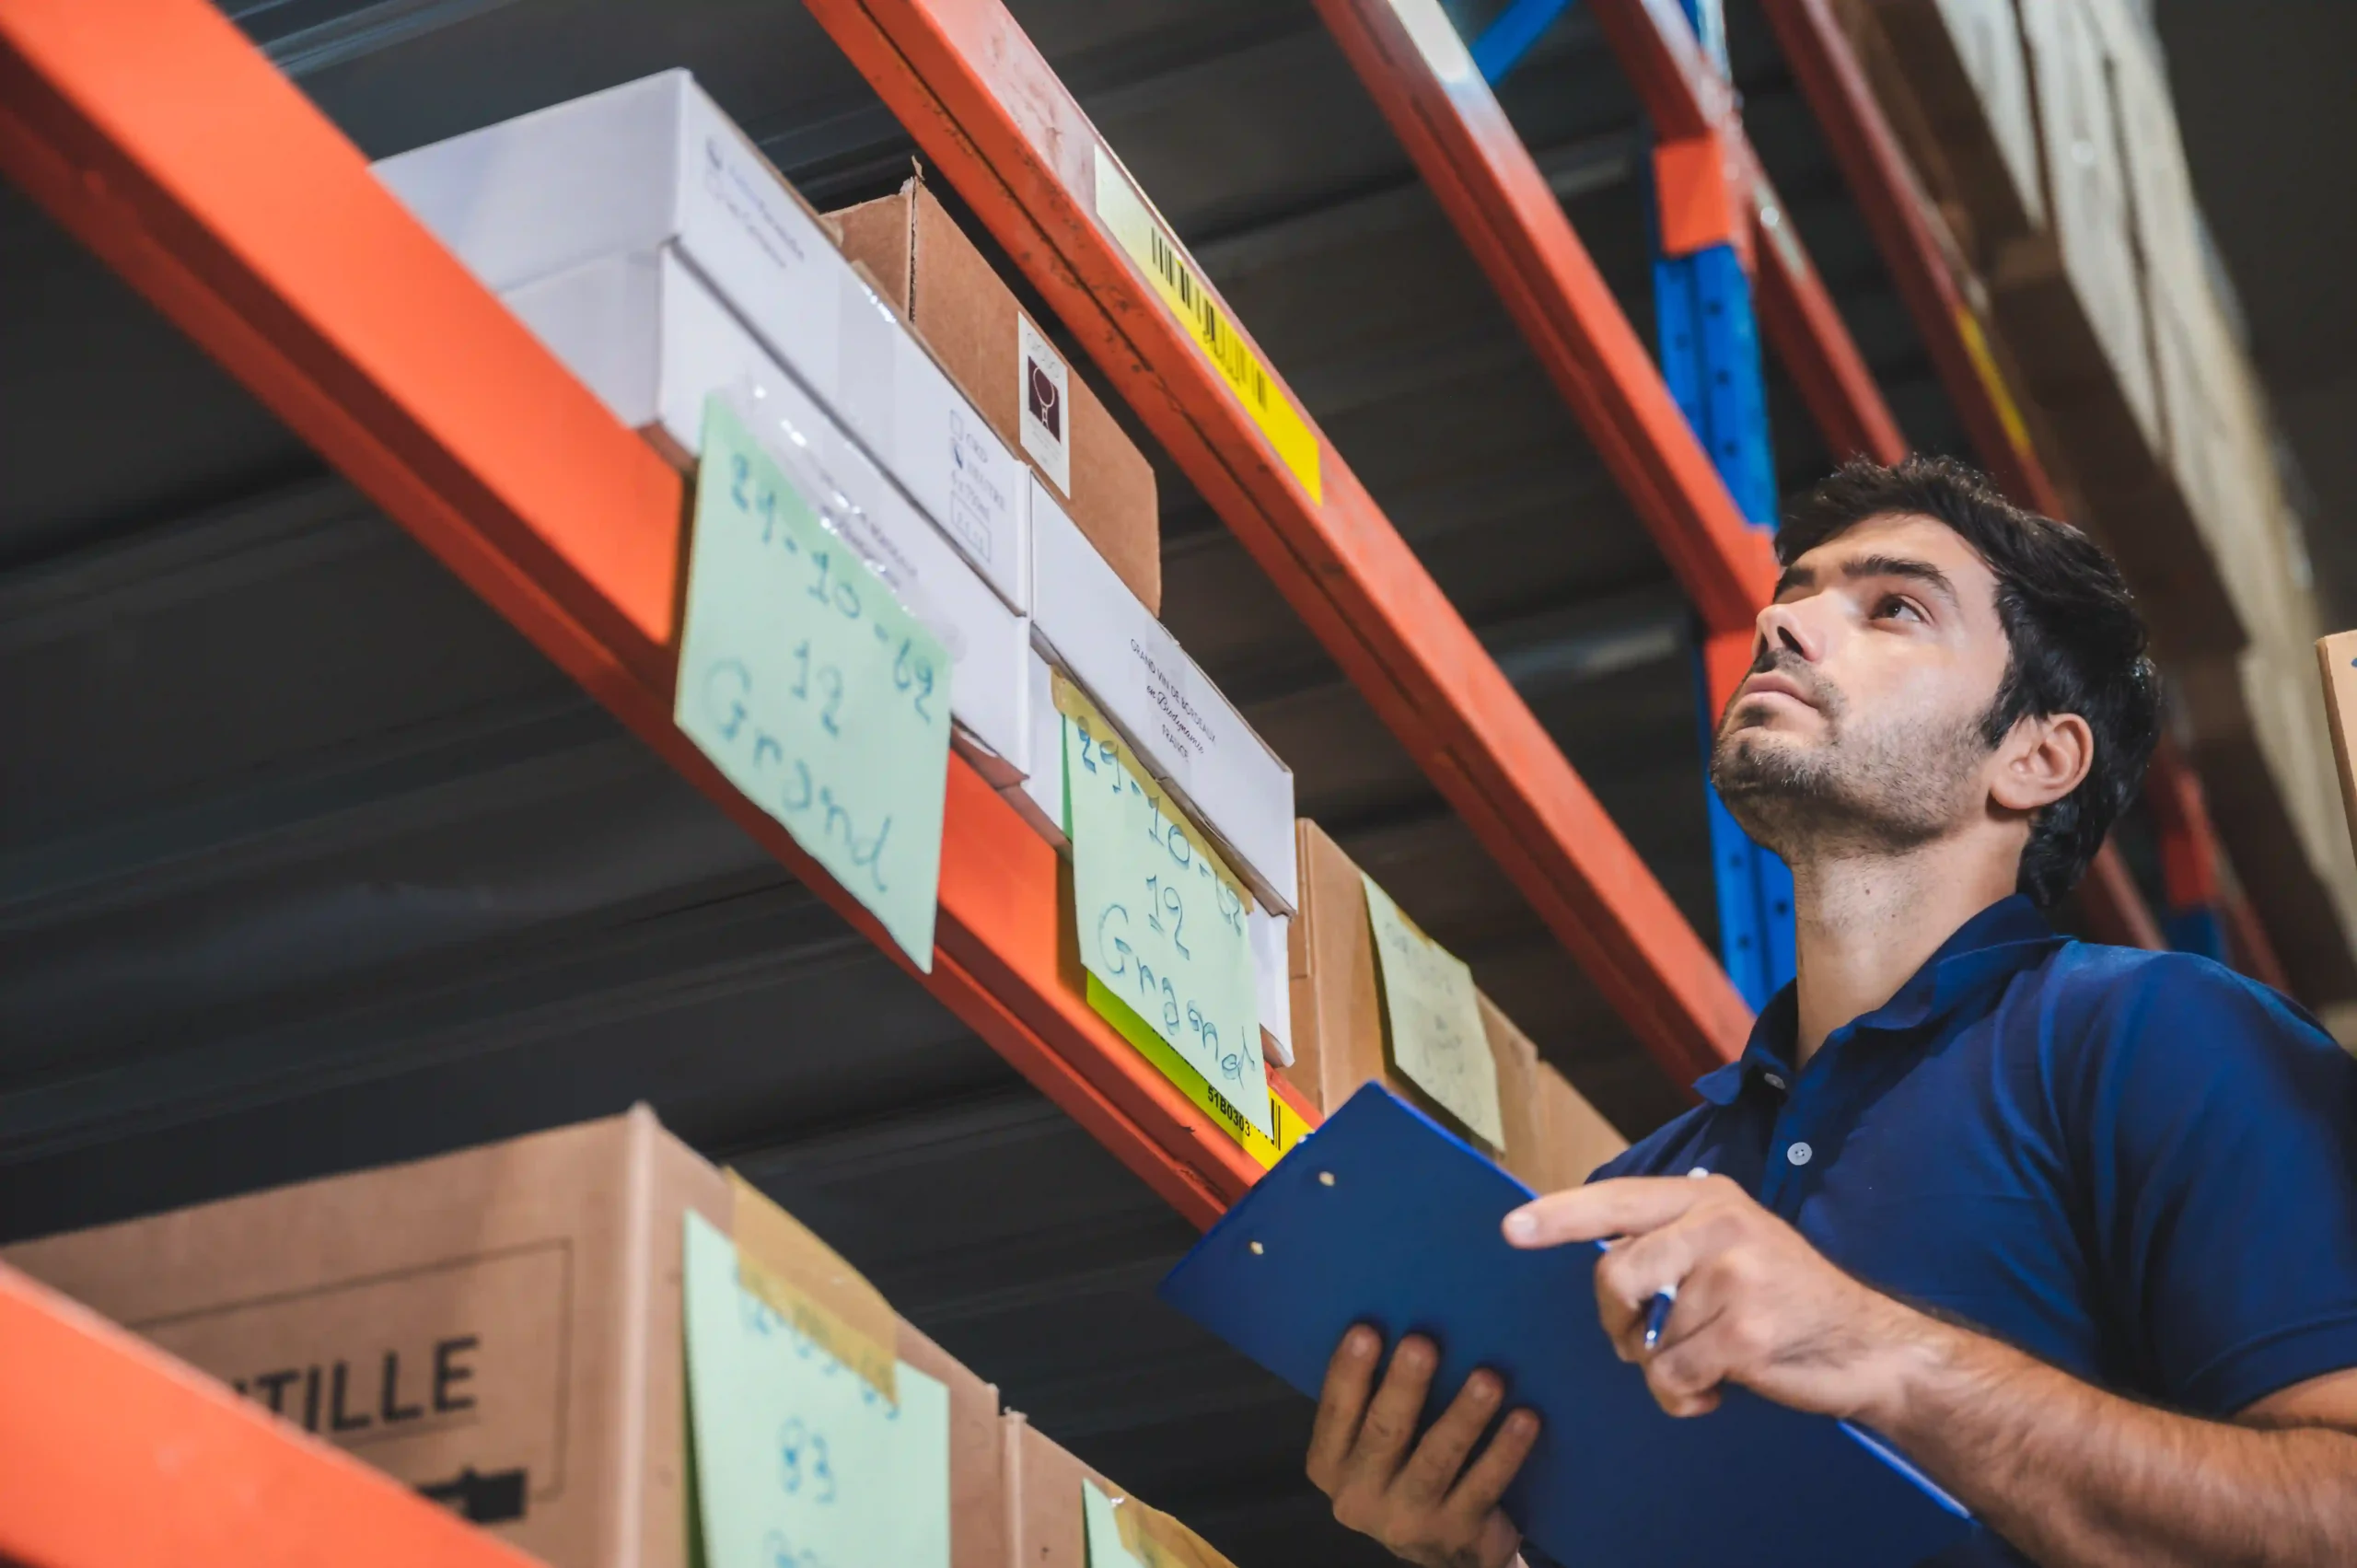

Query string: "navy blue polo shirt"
[[1595, 895, 2357, 1565]]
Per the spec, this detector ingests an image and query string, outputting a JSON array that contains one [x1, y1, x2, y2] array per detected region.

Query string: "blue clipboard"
[[1157, 1085, 1976, 1567]]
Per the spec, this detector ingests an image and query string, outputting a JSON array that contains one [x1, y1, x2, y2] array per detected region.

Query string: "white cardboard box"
[[375, 70, 846, 407], [374, 69, 1028, 611], [1001, 645, 1067, 849], [1004, 648, 1294, 1065], [837, 294, 1030, 611], [1250, 904, 1295, 1068], [1028, 476, 1296, 916], [499, 245, 1028, 784]]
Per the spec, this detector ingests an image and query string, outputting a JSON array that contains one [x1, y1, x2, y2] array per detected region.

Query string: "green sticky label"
[[676, 395, 953, 970], [682, 1214, 950, 1568]]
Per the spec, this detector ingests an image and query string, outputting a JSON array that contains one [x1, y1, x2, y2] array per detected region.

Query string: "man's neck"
[[1787, 838, 2021, 1066]]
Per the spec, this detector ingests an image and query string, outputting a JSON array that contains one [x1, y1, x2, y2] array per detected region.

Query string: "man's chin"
[[1714, 726, 1817, 772]]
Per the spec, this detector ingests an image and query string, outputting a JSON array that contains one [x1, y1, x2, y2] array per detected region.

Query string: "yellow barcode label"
[[1092, 144, 1323, 504], [1087, 973, 1309, 1169]]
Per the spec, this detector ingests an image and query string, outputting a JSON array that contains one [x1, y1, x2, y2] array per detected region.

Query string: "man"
[[1305, 458, 2357, 1567]]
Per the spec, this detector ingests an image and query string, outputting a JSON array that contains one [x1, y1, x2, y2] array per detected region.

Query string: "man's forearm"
[[1865, 1314, 2357, 1568]]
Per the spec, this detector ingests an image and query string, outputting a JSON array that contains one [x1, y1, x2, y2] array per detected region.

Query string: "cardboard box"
[[834, 178, 1161, 614], [1001, 645, 1068, 848], [500, 245, 1029, 785], [1250, 904, 1296, 1069], [375, 70, 1029, 612], [3, 1109, 1006, 1568], [1283, 820, 1620, 1184], [376, 70, 851, 426], [1485, 993, 1550, 1191], [1002, 1414, 1235, 1568], [2316, 632, 2357, 873], [1840, 0, 2044, 255], [1979, 0, 2248, 657], [2010, 0, 2154, 445], [1535, 1061, 1631, 1190], [999, 645, 1294, 1067], [1003, 1412, 1110, 1568], [1030, 476, 1295, 915], [838, 291, 1032, 612]]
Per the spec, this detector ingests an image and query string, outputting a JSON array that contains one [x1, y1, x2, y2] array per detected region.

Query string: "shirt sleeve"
[[2065, 953, 2357, 1415]]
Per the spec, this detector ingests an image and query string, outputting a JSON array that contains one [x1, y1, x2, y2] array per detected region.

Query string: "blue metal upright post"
[[1472, 0, 1793, 1007], [1649, 0, 1795, 1010]]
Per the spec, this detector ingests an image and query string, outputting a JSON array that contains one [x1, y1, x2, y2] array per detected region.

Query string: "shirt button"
[[1762, 1072, 1787, 1092], [1786, 1141, 1814, 1167]]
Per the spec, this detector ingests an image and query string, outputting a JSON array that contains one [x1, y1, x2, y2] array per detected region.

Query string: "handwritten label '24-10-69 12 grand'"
[[1059, 676, 1270, 1140], [675, 396, 952, 970]]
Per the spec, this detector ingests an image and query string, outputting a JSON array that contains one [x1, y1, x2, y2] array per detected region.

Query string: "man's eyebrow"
[[1772, 563, 1815, 598], [1840, 553, 1960, 607]]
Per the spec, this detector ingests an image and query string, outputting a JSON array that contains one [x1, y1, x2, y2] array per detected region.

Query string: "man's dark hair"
[[1776, 456, 2159, 908]]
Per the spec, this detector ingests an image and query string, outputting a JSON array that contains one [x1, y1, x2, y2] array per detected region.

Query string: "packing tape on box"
[[1112, 1490, 1239, 1568], [726, 380, 970, 662], [726, 1170, 900, 1403]]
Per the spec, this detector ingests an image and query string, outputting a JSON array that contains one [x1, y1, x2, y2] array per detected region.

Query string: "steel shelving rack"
[[0, 0, 2276, 1558]]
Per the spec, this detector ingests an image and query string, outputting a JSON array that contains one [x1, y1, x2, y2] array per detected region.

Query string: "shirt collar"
[[1693, 895, 2066, 1106]]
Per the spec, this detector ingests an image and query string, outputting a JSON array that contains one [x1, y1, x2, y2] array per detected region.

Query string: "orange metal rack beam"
[[800, 0, 1752, 1083], [0, 0, 1747, 1551], [1310, 0, 1777, 638], [0, 1263, 540, 1568], [0, 0, 1283, 1239]]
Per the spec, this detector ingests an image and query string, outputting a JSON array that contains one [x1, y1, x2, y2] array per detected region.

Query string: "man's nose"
[[1752, 597, 1824, 668]]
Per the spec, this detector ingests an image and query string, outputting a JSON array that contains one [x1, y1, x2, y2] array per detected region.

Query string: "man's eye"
[[1875, 595, 1923, 623]]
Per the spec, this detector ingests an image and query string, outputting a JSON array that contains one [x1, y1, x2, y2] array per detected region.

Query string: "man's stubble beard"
[[1710, 660, 1991, 861]]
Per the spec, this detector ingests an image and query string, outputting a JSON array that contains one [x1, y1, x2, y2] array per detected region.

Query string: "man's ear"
[[1991, 713, 2094, 815]]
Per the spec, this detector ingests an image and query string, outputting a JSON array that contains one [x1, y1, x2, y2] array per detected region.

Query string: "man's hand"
[[1305, 1325, 1538, 1568], [1504, 1175, 1928, 1427]]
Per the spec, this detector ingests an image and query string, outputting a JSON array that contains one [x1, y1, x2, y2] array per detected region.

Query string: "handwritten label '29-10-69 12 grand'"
[[1059, 677, 1270, 1140], [676, 395, 952, 970]]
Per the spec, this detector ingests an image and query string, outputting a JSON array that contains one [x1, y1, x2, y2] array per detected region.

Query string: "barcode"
[[1146, 226, 1272, 414]]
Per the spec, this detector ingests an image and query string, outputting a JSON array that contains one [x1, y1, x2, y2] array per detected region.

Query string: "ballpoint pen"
[[1642, 1286, 1676, 1352]]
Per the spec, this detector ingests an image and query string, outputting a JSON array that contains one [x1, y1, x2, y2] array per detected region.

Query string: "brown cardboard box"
[[835, 177, 1161, 612], [1002, 1412, 1235, 1568], [1004, 1412, 1111, 1568], [1837, 0, 2045, 258], [1984, 0, 2247, 657], [1484, 995, 1548, 1190], [3, 1108, 1005, 1568], [1535, 1063, 1631, 1191], [2316, 632, 2357, 871], [2006, 0, 2154, 447], [1284, 819, 1622, 1186]]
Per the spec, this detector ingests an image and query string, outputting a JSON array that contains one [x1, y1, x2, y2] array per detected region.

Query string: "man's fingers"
[[1471, 1507, 1526, 1568], [1503, 1175, 1735, 1249], [1306, 1325, 1380, 1490], [1394, 1369, 1504, 1504], [1447, 1405, 1540, 1519], [1346, 1333, 1439, 1479], [1595, 1223, 1705, 1317], [1645, 1304, 1740, 1417], [1593, 1248, 1643, 1362]]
